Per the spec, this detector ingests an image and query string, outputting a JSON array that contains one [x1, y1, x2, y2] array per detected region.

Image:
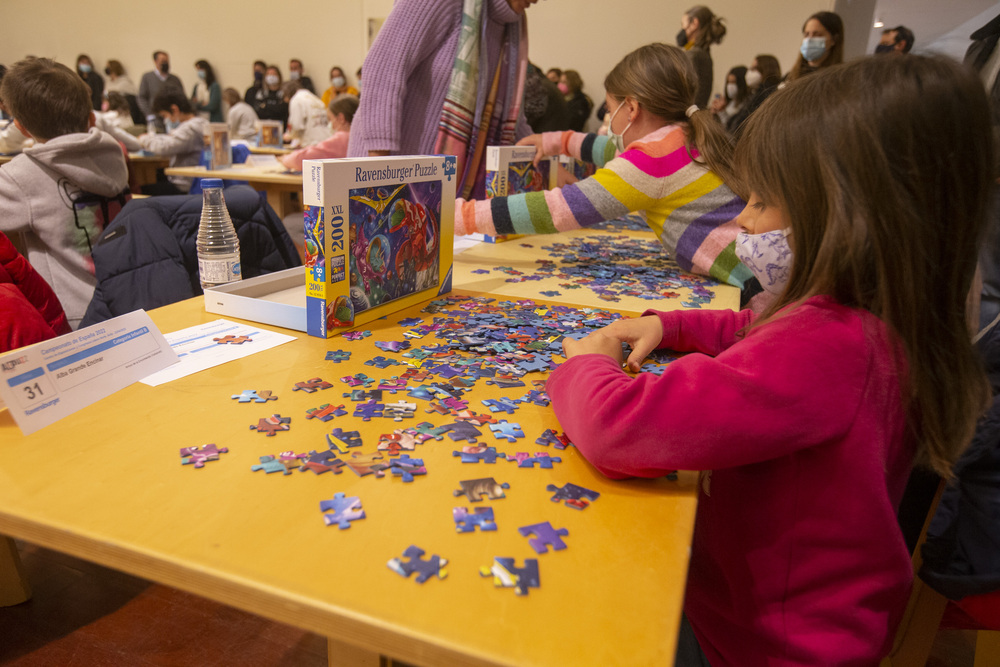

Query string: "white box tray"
[[203, 268, 306, 332]]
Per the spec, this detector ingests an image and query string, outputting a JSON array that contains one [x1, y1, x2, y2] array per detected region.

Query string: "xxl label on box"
[[303, 156, 456, 338]]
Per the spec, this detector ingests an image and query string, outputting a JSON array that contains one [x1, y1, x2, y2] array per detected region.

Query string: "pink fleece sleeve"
[[547, 305, 867, 477], [649, 307, 756, 356]]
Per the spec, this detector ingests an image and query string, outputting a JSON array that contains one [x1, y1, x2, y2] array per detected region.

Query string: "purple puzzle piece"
[[452, 445, 502, 463], [518, 521, 569, 554], [180, 443, 228, 468], [507, 452, 561, 469], [453, 507, 497, 532], [545, 482, 600, 509], [319, 492, 365, 529], [354, 399, 384, 421], [387, 545, 447, 583], [443, 421, 482, 443]]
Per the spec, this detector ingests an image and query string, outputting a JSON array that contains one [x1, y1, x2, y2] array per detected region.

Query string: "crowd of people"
[[1, 1, 998, 664]]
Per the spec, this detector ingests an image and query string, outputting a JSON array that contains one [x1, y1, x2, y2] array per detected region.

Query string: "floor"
[[0, 541, 981, 666]]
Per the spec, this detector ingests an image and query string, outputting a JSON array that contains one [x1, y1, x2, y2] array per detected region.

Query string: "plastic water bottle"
[[197, 178, 242, 290]]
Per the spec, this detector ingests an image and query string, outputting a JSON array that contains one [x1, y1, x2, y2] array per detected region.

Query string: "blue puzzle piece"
[[452, 445, 502, 463], [482, 398, 520, 414], [545, 482, 600, 509], [327, 428, 363, 453], [388, 455, 426, 483], [319, 492, 365, 529], [489, 420, 524, 443], [443, 421, 482, 443], [230, 389, 277, 403], [387, 545, 447, 583], [354, 399, 384, 421], [507, 452, 561, 468], [398, 317, 423, 327], [365, 355, 402, 369], [343, 388, 383, 402], [453, 507, 497, 532], [480, 557, 539, 596], [325, 350, 351, 363]]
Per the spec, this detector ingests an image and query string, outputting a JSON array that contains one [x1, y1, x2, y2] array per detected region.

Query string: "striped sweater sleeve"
[[455, 146, 658, 236]]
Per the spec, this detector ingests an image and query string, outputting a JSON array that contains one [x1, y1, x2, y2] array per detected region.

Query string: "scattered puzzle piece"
[[387, 455, 426, 482], [518, 521, 569, 554], [405, 421, 449, 442], [480, 557, 539, 596], [343, 388, 383, 402], [453, 507, 497, 532], [327, 427, 363, 452], [453, 477, 510, 502], [443, 421, 482, 443], [388, 545, 447, 583], [535, 428, 572, 449], [383, 400, 417, 421], [230, 389, 277, 403], [377, 430, 418, 456], [320, 492, 365, 529], [452, 445, 502, 464], [341, 330, 371, 341], [482, 398, 520, 414], [339, 373, 375, 387], [250, 414, 291, 436], [489, 420, 524, 443], [375, 340, 411, 353], [325, 350, 351, 363], [305, 403, 348, 421], [293, 377, 333, 393], [345, 452, 388, 477], [354, 399, 384, 421], [180, 443, 228, 468], [546, 482, 600, 509], [366, 355, 402, 369], [507, 452, 561, 469]]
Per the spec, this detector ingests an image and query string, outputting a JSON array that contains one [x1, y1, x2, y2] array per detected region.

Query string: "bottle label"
[[199, 258, 242, 286]]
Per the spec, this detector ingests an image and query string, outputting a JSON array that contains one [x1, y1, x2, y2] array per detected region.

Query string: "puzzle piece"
[[453, 410, 497, 426], [305, 403, 348, 422], [377, 430, 418, 456], [405, 421, 449, 442], [365, 355, 402, 369], [452, 445, 502, 464], [344, 452, 388, 477], [319, 492, 365, 529], [546, 482, 600, 509], [387, 545, 447, 583], [180, 443, 228, 468], [400, 368, 431, 382], [378, 377, 408, 392], [440, 396, 469, 412], [343, 388, 383, 402], [443, 421, 482, 443], [398, 317, 423, 327], [292, 377, 333, 393], [535, 428, 572, 449], [453, 507, 497, 532], [325, 350, 351, 363], [479, 557, 539, 596], [341, 329, 371, 341], [327, 427, 362, 452], [213, 335, 251, 344], [453, 477, 510, 502], [383, 400, 417, 421], [387, 455, 426, 482], [517, 389, 551, 407], [375, 340, 411, 353], [518, 521, 569, 554], [298, 450, 345, 475], [230, 389, 277, 403], [485, 377, 525, 389], [489, 420, 524, 443], [251, 451, 305, 475], [507, 452, 561, 469], [353, 399, 384, 421], [339, 373, 375, 387], [482, 398, 520, 414], [250, 414, 291, 436]]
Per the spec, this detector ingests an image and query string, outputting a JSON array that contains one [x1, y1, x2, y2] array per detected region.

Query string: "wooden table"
[[164, 164, 303, 217], [1, 231, 738, 665], [248, 145, 293, 155], [128, 153, 170, 189]]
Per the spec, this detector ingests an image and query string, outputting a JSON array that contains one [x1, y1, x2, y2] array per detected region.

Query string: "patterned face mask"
[[734, 229, 793, 294]]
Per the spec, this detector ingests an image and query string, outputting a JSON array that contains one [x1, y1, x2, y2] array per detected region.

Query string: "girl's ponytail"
[[685, 106, 736, 188]]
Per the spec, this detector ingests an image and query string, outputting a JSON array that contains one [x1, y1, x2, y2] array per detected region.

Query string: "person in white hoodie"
[[139, 88, 209, 194], [281, 80, 331, 148], [0, 58, 130, 328]]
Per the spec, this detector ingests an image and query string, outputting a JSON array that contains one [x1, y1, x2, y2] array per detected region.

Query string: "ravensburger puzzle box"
[[483, 145, 557, 243], [302, 156, 457, 338]]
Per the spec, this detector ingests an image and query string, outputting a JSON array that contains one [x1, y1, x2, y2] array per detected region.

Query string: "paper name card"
[[301, 155, 457, 338], [0, 311, 177, 435]]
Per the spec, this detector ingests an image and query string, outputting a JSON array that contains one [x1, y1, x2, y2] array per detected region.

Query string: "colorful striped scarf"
[[434, 0, 528, 199]]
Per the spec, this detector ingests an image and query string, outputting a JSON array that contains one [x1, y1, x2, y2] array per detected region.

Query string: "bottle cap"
[[201, 178, 223, 189]]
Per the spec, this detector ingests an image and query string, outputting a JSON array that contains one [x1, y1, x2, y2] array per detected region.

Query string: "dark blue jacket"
[[81, 185, 301, 327], [920, 318, 1000, 599]]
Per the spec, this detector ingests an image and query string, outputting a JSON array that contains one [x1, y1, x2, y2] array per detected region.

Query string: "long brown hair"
[[735, 55, 992, 478], [685, 6, 726, 49], [787, 11, 844, 81], [604, 43, 735, 185]]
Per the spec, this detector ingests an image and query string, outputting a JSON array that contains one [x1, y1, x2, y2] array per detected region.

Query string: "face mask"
[[875, 43, 895, 54], [104, 67, 112, 76], [800, 37, 827, 62], [159, 61, 170, 74], [676, 28, 688, 47], [164, 118, 180, 132], [289, 70, 301, 80], [197, 70, 206, 80], [332, 76, 346, 88], [726, 83, 738, 99], [557, 82, 570, 95], [745, 70, 762, 88], [254, 70, 264, 82], [734, 229, 793, 295], [79, 63, 92, 73], [265, 74, 280, 87], [606, 100, 633, 154]]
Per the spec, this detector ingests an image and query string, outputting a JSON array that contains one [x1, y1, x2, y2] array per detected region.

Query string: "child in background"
[[281, 80, 331, 148], [99, 92, 135, 131], [455, 43, 756, 302], [224, 87, 258, 141], [0, 58, 129, 329], [280, 94, 358, 172], [547, 56, 992, 664], [139, 89, 208, 194]]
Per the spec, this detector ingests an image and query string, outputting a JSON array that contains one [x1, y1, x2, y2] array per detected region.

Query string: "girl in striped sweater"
[[455, 43, 755, 296]]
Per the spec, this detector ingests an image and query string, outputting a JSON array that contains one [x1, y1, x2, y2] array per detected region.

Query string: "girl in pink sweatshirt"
[[547, 56, 993, 665], [279, 94, 359, 172]]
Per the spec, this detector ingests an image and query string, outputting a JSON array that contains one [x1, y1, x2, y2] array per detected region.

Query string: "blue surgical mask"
[[800, 37, 827, 63], [606, 100, 632, 154], [79, 63, 92, 73], [734, 229, 793, 294], [165, 118, 180, 132], [197, 69, 206, 80]]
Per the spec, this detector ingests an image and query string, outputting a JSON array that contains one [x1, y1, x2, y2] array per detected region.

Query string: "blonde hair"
[[604, 43, 735, 185], [736, 56, 992, 478]]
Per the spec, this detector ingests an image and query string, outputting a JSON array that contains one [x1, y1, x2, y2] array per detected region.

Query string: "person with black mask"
[[138, 51, 184, 132], [875, 26, 914, 54], [244, 60, 267, 105]]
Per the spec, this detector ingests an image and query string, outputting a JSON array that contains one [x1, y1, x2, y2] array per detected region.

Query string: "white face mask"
[[606, 100, 632, 154], [265, 74, 280, 87], [331, 76, 346, 89], [289, 70, 301, 80], [734, 229, 794, 294], [726, 83, 738, 99], [745, 70, 763, 88]]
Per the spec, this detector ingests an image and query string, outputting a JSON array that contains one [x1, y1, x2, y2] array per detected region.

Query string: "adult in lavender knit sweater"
[[348, 0, 537, 198]]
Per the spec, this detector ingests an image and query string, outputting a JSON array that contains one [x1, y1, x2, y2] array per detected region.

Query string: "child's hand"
[[566, 316, 664, 372], [515, 134, 545, 166], [563, 331, 625, 363]]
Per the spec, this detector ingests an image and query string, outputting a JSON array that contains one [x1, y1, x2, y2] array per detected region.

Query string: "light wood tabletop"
[[0, 268, 727, 664], [164, 164, 303, 217], [248, 145, 294, 155]]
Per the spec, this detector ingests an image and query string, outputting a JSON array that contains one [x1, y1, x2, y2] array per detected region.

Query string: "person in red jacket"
[[548, 56, 993, 665], [0, 231, 70, 352]]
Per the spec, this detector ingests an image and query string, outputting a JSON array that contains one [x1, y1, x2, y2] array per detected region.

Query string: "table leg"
[[0, 535, 31, 606], [327, 636, 393, 667], [263, 185, 299, 219]]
